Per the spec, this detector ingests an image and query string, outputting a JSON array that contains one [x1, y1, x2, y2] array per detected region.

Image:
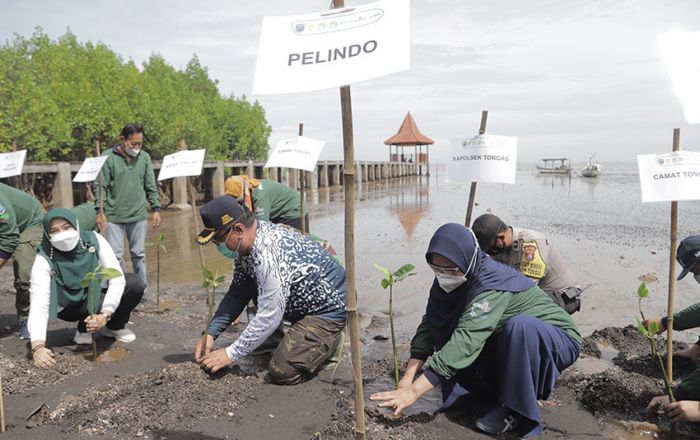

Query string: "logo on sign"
[[292, 8, 384, 35], [656, 153, 700, 166]]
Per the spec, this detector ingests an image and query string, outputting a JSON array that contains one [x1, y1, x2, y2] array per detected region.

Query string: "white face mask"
[[124, 145, 140, 157], [50, 229, 80, 252], [435, 272, 467, 292], [694, 274, 700, 284]]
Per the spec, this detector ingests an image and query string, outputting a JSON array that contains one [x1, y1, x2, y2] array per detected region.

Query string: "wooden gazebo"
[[384, 112, 434, 175]]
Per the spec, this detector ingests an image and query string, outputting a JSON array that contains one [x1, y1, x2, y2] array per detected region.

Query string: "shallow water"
[[82, 347, 131, 363], [137, 163, 700, 340]]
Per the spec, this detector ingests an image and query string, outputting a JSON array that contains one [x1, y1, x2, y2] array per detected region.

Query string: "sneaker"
[[475, 405, 519, 435], [74, 330, 93, 345], [18, 319, 30, 340], [102, 327, 136, 343]]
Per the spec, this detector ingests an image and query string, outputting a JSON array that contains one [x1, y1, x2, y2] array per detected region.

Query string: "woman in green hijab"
[[27, 208, 144, 368]]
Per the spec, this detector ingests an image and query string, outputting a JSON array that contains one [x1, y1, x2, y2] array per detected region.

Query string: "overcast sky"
[[2, 0, 700, 163]]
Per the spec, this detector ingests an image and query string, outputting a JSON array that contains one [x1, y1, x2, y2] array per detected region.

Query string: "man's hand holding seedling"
[[642, 317, 665, 334], [200, 348, 233, 373]]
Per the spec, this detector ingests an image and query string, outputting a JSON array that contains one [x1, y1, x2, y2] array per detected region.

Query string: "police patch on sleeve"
[[0, 204, 8, 223], [519, 241, 546, 279]]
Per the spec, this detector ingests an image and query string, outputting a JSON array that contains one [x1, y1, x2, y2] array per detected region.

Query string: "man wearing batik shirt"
[[193, 195, 346, 385]]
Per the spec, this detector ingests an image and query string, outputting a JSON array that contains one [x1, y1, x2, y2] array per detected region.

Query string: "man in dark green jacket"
[[646, 235, 700, 422], [0, 182, 44, 338], [94, 123, 161, 298]]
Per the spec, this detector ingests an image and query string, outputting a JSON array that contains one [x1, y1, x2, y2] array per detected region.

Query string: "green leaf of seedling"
[[215, 275, 225, 285], [80, 277, 91, 288], [158, 233, 165, 242], [636, 317, 649, 337], [98, 268, 123, 280], [637, 282, 649, 299], [648, 320, 660, 336], [374, 264, 392, 279], [202, 266, 214, 281], [145, 242, 155, 248], [202, 280, 212, 288], [159, 244, 167, 253], [392, 264, 416, 283], [380, 279, 391, 289]]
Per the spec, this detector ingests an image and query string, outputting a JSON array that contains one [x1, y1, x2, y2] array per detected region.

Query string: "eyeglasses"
[[428, 263, 462, 275], [212, 227, 233, 245]]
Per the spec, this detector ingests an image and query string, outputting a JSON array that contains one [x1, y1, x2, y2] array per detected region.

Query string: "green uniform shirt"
[[252, 179, 304, 222], [93, 147, 160, 223], [0, 182, 44, 258], [669, 302, 700, 399], [70, 202, 97, 232], [410, 286, 582, 380]]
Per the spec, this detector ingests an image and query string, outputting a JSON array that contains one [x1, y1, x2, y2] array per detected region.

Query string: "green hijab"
[[38, 208, 101, 319]]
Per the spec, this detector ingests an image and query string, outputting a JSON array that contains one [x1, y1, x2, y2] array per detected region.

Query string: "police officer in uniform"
[[472, 213, 582, 314]]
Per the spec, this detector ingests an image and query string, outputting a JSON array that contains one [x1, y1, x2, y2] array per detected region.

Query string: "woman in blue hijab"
[[371, 223, 581, 438]]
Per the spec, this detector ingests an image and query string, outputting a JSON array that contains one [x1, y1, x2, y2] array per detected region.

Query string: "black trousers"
[[57, 273, 144, 332]]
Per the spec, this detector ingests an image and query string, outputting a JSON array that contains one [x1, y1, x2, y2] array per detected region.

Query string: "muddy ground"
[[2, 265, 700, 440]]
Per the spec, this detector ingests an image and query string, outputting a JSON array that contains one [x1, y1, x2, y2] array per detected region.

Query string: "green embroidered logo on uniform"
[[0, 204, 8, 223]]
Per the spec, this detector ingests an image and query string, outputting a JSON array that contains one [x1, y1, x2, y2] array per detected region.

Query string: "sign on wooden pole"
[[0, 149, 27, 178], [253, 0, 409, 95]]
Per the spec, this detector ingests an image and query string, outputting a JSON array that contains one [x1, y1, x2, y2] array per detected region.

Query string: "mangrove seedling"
[[635, 282, 676, 404], [146, 233, 167, 308], [375, 263, 416, 389], [80, 266, 122, 360], [201, 266, 225, 357]]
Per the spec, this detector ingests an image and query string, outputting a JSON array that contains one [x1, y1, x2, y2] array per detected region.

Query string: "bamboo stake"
[[96, 140, 106, 234], [667, 128, 681, 385], [0, 370, 5, 432], [464, 110, 488, 227], [188, 177, 211, 352], [298, 123, 306, 233], [334, 2, 365, 437]]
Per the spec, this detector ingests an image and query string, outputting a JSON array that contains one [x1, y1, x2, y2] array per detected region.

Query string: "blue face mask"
[[217, 242, 239, 259]]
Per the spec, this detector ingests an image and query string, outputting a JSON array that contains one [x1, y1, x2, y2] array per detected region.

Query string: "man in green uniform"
[[472, 213, 582, 314], [94, 123, 161, 298], [646, 235, 700, 422], [0, 182, 44, 339]]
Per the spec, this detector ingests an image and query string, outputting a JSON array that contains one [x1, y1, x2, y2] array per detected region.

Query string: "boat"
[[580, 155, 601, 178], [536, 158, 572, 175]]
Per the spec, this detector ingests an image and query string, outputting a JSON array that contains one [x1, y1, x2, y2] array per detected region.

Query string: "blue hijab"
[[425, 223, 533, 350]]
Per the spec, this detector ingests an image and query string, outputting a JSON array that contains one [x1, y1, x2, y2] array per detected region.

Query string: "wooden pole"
[[464, 110, 488, 227], [334, 2, 365, 438], [298, 123, 306, 233], [667, 128, 681, 385], [0, 370, 5, 432], [96, 140, 106, 234]]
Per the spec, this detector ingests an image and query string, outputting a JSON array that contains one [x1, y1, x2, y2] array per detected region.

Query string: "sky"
[[1, 0, 700, 163]]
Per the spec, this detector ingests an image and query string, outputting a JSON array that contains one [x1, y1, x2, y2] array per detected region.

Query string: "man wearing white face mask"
[[94, 123, 161, 300], [27, 208, 143, 368], [644, 235, 700, 422]]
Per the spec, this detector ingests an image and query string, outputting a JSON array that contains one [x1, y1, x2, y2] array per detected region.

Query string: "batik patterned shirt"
[[207, 220, 347, 362]]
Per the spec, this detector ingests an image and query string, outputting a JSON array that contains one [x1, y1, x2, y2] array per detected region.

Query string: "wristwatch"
[[101, 312, 113, 322]]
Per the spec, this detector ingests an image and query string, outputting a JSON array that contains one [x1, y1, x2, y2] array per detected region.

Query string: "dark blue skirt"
[[440, 315, 580, 437]]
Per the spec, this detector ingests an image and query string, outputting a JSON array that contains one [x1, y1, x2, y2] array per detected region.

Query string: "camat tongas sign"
[[252, 0, 410, 95]]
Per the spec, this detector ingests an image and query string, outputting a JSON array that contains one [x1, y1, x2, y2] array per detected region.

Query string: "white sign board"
[[0, 150, 27, 178], [265, 136, 325, 172], [446, 135, 518, 184], [73, 156, 108, 182], [252, 0, 410, 95], [659, 31, 700, 124], [638, 151, 700, 202], [157, 149, 206, 181]]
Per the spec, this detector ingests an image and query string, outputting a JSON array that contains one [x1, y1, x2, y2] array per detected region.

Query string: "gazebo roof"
[[384, 112, 434, 146]]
